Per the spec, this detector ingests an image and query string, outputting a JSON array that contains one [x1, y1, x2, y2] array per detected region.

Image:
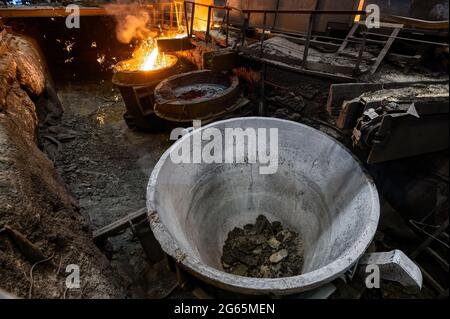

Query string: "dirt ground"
[[40, 81, 194, 298], [0, 32, 126, 299]]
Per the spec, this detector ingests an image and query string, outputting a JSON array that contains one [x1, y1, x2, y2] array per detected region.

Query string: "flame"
[[141, 46, 160, 71], [116, 38, 176, 72]]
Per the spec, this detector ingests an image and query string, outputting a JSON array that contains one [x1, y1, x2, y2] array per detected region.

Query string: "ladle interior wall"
[[151, 118, 377, 275]]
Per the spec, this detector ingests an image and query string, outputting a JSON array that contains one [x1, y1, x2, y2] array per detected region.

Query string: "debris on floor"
[[221, 215, 304, 278], [0, 0, 448, 300], [0, 32, 126, 299]]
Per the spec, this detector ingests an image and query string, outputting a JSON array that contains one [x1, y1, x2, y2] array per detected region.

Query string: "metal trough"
[[154, 70, 243, 123], [112, 55, 179, 131], [147, 117, 421, 296]]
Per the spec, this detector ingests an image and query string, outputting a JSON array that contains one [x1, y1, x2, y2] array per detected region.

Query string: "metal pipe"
[[241, 12, 250, 46], [302, 14, 315, 68], [184, 1, 190, 37], [170, 3, 174, 33], [410, 219, 449, 259], [260, 12, 267, 57], [226, 9, 230, 47], [272, 0, 281, 30], [354, 25, 367, 76], [361, 31, 449, 47], [259, 63, 267, 117], [161, 4, 165, 28], [206, 6, 212, 44], [190, 1, 196, 38]]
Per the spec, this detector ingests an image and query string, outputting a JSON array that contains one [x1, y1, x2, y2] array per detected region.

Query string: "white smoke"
[[105, 1, 158, 44]]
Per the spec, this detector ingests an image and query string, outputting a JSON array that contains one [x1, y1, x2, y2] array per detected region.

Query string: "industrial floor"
[[41, 81, 194, 298], [37, 79, 443, 299]]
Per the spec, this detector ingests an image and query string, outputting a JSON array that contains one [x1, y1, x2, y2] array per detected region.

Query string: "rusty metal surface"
[[157, 37, 194, 53], [112, 57, 181, 131], [351, 88, 450, 164], [227, 0, 361, 33], [154, 70, 243, 122]]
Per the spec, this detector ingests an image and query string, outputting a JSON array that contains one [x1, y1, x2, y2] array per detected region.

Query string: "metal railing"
[[181, 3, 371, 77], [240, 8, 367, 72], [184, 0, 232, 46]]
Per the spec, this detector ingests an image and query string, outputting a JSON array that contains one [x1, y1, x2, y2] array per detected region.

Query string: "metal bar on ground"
[[92, 208, 148, 244], [410, 219, 449, 259]]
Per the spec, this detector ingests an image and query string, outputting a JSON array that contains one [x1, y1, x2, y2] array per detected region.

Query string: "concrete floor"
[[45, 81, 192, 298]]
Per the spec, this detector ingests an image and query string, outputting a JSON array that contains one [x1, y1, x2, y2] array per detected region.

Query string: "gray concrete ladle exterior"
[[147, 117, 380, 295]]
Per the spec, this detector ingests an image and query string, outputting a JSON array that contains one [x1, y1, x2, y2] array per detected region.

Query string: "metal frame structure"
[[184, 0, 231, 46]]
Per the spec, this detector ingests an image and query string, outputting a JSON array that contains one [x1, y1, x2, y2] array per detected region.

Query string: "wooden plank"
[[93, 208, 148, 243]]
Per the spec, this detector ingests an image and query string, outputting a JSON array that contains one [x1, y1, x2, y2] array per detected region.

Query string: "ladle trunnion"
[[147, 117, 422, 297]]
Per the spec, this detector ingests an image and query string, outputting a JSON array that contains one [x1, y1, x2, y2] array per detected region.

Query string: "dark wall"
[[4, 16, 132, 82]]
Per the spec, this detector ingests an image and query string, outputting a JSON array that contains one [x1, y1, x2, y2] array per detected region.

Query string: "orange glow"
[[194, 0, 214, 31], [115, 38, 177, 72], [354, 0, 365, 22], [141, 46, 160, 71]]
